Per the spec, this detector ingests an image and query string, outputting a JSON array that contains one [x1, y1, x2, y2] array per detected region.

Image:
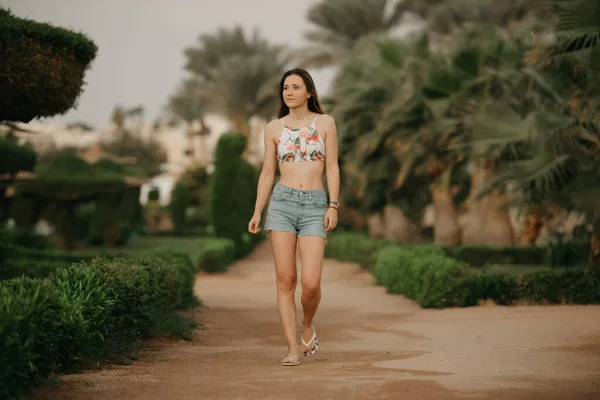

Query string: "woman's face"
[[282, 74, 310, 108]]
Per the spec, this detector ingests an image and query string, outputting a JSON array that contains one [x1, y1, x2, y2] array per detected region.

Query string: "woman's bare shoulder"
[[318, 113, 336, 125], [264, 118, 284, 139]]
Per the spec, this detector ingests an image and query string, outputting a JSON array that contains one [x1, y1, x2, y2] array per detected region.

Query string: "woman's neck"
[[287, 106, 312, 121]]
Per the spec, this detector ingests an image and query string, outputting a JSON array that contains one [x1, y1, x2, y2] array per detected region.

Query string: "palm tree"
[[181, 26, 288, 146], [199, 50, 288, 135], [465, 0, 600, 263], [299, 0, 407, 68], [325, 34, 434, 241], [183, 26, 273, 80], [396, 0, 538, 35]]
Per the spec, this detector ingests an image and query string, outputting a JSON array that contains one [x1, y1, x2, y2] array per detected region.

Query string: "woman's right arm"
[[253, 122, 277, 216]]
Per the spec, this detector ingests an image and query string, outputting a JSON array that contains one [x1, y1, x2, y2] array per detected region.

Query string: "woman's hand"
[[324, 207, 338, 232], [248, 213, 261, 234]]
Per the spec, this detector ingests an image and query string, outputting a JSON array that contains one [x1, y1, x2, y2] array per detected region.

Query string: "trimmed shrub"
[[197, 237, 236, 273], [518, 268, 600, 304], [0, 228, 50, 250], [210, 133, 261, 257], [371, 245, 481, 308], [0, 7, 98, 122], [370, 245, 600, 308], [168, 182, 190, 235], [442, 245, 547, 266], [324, 233, 600, 308], [0, 278, 63, 398], [0, 138, 37, 175], [324, 232, 394, 270], [0, 246, 198, 399]]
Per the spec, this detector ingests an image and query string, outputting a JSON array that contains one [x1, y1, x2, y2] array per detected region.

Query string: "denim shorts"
[[264, 183, 328, 240]]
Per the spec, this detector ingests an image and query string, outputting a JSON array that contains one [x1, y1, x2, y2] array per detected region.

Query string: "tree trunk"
[[432, 183, 461, 246], [519, 207, 544, 245], [482, 188, 515, 246], [461, 161, 487, 245], [367, 212, 385, 238], [382, 205, 421, 243], [232, 114, 251, 136], [590, 218, 600, 267], [198, 118, 210, 165]]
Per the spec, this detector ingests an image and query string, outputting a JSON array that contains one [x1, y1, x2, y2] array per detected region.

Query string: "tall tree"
[[299, 0, 406, 68], [465, 0, 600, 262], [181, 26, 288, 136]]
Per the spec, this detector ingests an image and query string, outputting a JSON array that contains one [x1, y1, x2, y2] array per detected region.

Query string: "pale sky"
[[2, 0, 338, 128]]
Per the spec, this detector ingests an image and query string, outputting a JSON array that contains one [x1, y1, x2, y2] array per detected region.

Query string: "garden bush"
[[372, 245, 483, 308], [168, 182, 190, 235], [370, 244, 600, 308], [325, 232, 600, 308], [0, 228, 51, 250], [0, 246, 198, 399], [210, 133, 261, 258], [0, 7, 98, 122], [196, 237, 236, 273], [0, 243, 103, 280], [324, 232, 395, 270], [443, 245, 547, 266]]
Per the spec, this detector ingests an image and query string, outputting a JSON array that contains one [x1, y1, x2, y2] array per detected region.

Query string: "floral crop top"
[[276, 114, 326, 163]]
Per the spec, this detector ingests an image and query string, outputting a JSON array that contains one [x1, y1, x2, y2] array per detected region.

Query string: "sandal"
[[281, 355, 300, 366], [301, 325, 319, 357]]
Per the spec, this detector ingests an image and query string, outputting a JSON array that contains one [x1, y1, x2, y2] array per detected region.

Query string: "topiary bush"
[[168, 182, 190, 235], [0, 7, 98, 123], [0, 246, 198, 399], [0, 137, 37, 175], [196, 237, 236, 273], [210, 133, 260, 257]]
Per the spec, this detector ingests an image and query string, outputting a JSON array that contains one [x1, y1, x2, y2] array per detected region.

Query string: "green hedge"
[[326, 232, 591, 268], [0, 138, 37, 175], [443, 245, 547, 266], [324, 232, 394, 269], [0, 246, 198, 399], [371, 245, 600, 308], [372, 245, 487, 308], [325, 232, 600, 308], [210, 133, 262, 258], [0, 228, 51, 250], [168, 182, 190, 235], [196, 237, 236, 273], [0, 7, 98, 122]]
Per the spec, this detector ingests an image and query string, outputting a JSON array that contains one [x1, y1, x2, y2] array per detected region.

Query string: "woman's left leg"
[[298, 235, 326, 353]]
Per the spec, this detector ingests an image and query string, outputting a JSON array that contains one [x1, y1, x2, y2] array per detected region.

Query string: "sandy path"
[[35, 242, 600, 400]]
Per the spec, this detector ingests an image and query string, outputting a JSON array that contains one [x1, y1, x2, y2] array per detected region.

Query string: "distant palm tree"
[[396, 0, 537, 34], [299, 0, 406, 68], [181, 26, 289, 138]]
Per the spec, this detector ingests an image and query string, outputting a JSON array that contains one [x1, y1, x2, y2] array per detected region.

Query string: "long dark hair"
[[277, 68, 325, 118]]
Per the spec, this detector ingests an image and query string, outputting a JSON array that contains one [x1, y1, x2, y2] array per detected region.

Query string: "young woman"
[[248, 68, 340, 366]]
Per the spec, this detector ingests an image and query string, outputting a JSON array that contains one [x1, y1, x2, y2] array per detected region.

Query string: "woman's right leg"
[[269, 231, 299, 358]]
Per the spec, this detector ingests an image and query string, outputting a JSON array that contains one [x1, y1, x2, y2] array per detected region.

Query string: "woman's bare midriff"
[[277, 161, 325, 190]]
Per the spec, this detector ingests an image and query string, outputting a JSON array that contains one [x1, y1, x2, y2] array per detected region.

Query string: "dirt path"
[[35, 242, 600, 400]]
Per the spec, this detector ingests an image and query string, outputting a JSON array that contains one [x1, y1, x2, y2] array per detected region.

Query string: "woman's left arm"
[[324, 115, 340, 231]]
